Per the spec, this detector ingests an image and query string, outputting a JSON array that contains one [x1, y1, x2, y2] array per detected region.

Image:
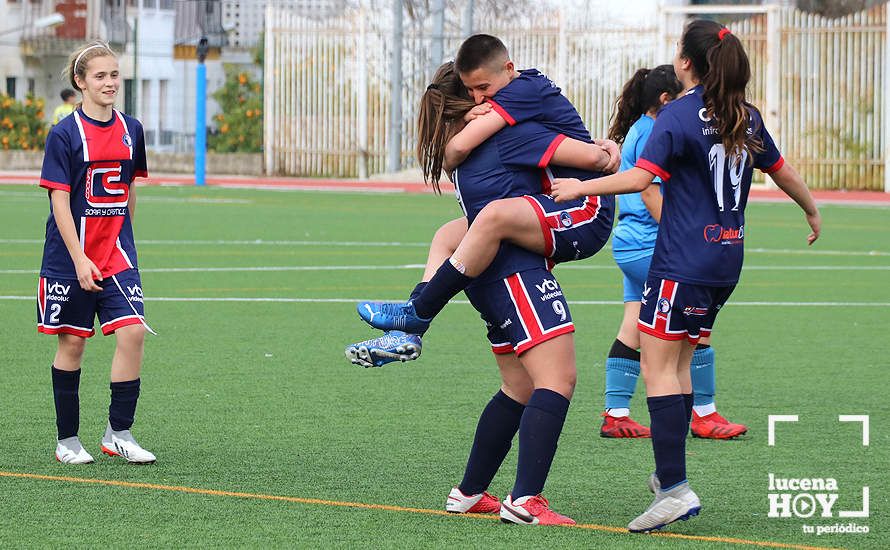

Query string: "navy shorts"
[[523, 194, 612, 263], [464, 267, 574, 356], [37, 268, 147, 338], [637, 276, 735, 345]]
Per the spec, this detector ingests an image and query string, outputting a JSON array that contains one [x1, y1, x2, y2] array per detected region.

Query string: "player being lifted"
[[353, 60, 618, 525], [38, 41, 156, 464], [349, 34, 618, 365], [550, 20, 820, 532]]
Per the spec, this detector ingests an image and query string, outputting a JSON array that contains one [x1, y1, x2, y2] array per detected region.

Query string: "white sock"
[[607, 407, 630, 418], [693, 402, 716, 417]]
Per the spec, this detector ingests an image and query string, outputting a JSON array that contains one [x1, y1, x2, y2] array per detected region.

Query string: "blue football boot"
[[345, 331, 423, 367], [356, 300, 432, 335]]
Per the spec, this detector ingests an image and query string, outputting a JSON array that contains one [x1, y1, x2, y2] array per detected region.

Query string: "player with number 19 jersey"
[[637, 85, 783, 286], [39, 108, 147, 280]]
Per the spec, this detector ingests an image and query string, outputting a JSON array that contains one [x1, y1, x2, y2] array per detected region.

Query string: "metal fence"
[[264, 2, 888, 191]]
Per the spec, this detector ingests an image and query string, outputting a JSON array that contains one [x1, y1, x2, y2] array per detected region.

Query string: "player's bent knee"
[[476, 200, 516, 235]]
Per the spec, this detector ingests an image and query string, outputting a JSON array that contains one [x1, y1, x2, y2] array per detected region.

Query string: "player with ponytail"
[[39, 41, 156, 465], [551, 19, 820, 532]]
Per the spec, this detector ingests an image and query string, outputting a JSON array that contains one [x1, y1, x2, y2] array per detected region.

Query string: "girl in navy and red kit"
[[38, 41, 156, 464], [551, 20, 820, 532]]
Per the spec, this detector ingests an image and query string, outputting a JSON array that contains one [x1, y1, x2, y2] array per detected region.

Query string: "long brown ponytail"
[[680, 19, 763, 159], [608, 64, 682, 144], [416, 61, 476, 193]]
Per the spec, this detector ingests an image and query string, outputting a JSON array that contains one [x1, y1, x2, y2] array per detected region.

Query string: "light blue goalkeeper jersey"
[[612, 114, 660, 264]]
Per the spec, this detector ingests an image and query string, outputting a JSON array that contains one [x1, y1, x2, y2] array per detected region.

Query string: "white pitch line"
[[1, 238, 887, 256], [0, 238, 432, 247], [0, 190, 252, 204], [1, 264, 889, 275], [0, 295, 887, 307], [0, 265, 428, 275]]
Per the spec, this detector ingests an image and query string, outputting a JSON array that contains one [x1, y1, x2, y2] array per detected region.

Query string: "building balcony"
[[19, 0, 129, 58]]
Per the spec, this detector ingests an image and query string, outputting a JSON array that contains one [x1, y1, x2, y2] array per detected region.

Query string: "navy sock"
[[52, 366, 80, 440], [512, 389, 570, 499], [458, 390, 525, 495], [109, 378, 140, 431], [648, 394, 688, 490], [408, 281, 428, 302], [683, 393, 694, 425], [412, 260, 472, 320]]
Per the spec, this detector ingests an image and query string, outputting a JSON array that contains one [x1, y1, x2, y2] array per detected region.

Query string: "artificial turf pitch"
[[0, 184, 886, 548]]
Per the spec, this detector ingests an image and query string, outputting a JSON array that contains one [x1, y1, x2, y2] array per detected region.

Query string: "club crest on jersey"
[[657, 298, 671, 314], [122, 133, 133, 147], [559, 211, 573, 228], [85, 161, 128, 208]]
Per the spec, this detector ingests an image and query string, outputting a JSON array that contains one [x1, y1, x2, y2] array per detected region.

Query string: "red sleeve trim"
[[635, 158, 670, 182], [538, 134, 567, 168], [761, 156, 784, 174], [39, 178, 70, 192], [487, 99, 516, 126]]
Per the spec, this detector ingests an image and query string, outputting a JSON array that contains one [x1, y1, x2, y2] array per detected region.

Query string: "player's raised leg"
[[358, 199, 545, 334]]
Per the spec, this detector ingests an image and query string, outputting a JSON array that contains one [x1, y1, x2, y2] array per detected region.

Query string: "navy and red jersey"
[[454, 120, 573, 284], [637, 86, 783, 286], [488, 69, 591, 143], [39, 108, 148, 280], [487, 68, 613, 220]]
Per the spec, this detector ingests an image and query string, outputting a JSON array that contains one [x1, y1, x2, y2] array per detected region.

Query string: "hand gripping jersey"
[[636, 86, 783, 286], [39, 109, 148, 279]]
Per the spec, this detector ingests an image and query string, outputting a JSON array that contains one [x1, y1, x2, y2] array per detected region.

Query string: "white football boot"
[[100, 424, 156, 464], [628, 480, 701, 533], [55, 436, 95, 464]]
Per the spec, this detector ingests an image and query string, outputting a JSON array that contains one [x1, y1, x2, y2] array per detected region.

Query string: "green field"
[[0, 183, 887, 548]]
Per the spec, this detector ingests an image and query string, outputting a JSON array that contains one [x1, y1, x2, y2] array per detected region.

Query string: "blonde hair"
[[64, 41, 116, 91]]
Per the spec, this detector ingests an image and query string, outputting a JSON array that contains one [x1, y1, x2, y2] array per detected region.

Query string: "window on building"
[[27, 78, 35, 96], [6, 77, 16, 99]]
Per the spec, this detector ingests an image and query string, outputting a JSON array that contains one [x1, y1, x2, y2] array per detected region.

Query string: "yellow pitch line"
[[0, 471, 843, 550]]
